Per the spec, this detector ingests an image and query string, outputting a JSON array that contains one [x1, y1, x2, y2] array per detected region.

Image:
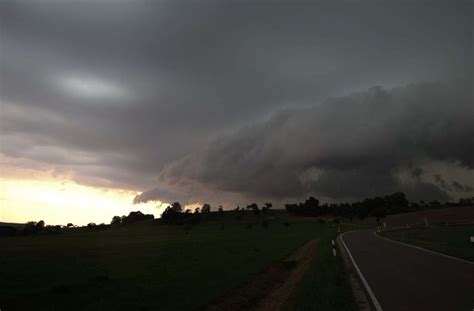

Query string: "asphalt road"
[[341, 230, 474, 311]]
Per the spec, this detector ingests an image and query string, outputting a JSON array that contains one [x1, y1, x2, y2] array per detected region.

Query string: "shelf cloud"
[[139, 79, 473, 204]]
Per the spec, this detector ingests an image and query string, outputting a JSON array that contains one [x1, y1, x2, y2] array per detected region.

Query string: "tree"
[[372, 206, 387, 223], [201, 204, 211, 213], [285, 196, 320, 216], [121, 211, 154, 224], [111, 216, 122, 225], [247, 203, 259, 215], [305, 197, 319, 209], [356, 204, 369, 220], [36, 220, 45, 231], [161, 202, 184, 223], [171, 202, 182, 213], [262, 202, 272, 212]]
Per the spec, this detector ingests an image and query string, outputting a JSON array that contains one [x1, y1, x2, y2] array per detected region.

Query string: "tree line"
[[285, 193, 474, 222], [1, 195, 472, 237]]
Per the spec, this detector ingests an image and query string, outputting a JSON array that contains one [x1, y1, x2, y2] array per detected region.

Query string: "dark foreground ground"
[[342, 230, 474, 311], [0, 214, 356, 311]]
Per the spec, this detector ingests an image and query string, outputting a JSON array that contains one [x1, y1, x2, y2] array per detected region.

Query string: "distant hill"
[[0, 222, 25, 229], [353, 205, 474, 227]]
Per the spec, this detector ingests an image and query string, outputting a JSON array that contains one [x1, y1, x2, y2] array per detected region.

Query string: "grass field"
[[0, 213, 357, 310], [379, 225, 474, 261]]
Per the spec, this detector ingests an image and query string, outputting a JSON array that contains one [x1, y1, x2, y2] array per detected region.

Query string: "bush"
[[122, 211, 154, 225]]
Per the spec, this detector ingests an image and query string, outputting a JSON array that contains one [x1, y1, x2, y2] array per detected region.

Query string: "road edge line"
[[340, 231, 383, 311], [374, 231, 474, 265]]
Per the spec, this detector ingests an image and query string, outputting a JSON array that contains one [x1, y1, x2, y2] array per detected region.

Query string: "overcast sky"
[[1, 0, 473, 208]]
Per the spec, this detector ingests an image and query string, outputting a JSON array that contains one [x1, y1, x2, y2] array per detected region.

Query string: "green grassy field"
[[0, 213, 356, 310], [380, 225, 474, 261]]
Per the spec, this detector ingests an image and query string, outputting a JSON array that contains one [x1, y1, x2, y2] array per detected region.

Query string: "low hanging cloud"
[[136, 79, 473, 204]]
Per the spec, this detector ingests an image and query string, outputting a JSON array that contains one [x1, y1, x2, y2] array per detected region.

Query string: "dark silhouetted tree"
[[36, 220, 45, 231], [122, 211, 154, 224], [161, 202, 184, 224], [372, 206, 387, 223], [201, 204, 211, 213], [246, 203, 259, 215], [262, 202, 272, 212], [111, 216, 122, 225]]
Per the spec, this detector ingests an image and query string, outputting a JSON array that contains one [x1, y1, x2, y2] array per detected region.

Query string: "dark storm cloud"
[[1, 1, 472, 201], [434, 174, 474, 193], [153, 80, 473, 203]]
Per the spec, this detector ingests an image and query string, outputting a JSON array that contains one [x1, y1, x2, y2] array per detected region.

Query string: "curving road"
[[341, 230, 474, 311]]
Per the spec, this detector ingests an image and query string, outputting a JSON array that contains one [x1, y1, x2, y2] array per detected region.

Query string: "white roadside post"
[[470, 236, 474, 247], [332, 239, 337, 256]]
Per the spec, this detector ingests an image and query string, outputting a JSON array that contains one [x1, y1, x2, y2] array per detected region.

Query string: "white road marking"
[[340, 231, 383, 311]]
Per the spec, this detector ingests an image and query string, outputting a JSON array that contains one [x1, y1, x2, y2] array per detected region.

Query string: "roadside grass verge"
[[379, 224, 474, 261], [287, 225, 358, 311]]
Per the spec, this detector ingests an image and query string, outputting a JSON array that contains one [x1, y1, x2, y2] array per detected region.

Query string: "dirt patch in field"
[[206, 239, 318, 311]]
